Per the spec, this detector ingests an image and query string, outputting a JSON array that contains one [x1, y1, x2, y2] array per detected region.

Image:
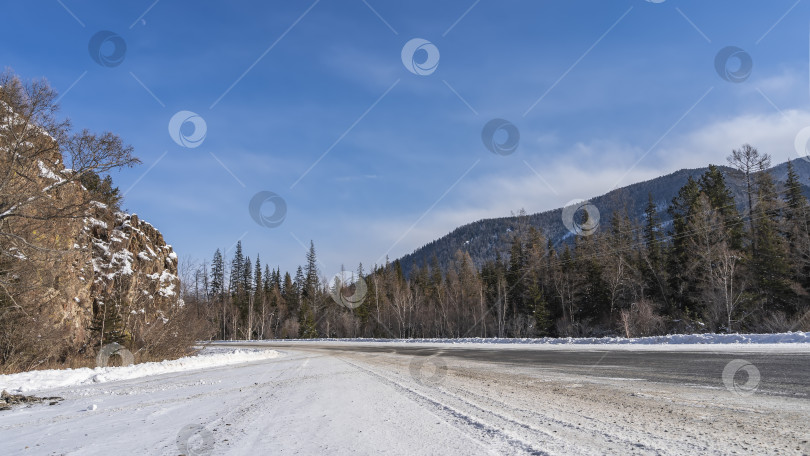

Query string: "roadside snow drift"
[[0, 348, 282, 394], [302, 331, 810, 346]]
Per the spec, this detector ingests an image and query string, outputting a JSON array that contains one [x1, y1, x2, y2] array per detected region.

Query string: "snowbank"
[[295, 331, 810, 345], [0, 348, 282, 394]]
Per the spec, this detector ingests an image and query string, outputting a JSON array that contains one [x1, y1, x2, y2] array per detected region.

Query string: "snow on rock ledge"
[[86, 208, 181, 334]]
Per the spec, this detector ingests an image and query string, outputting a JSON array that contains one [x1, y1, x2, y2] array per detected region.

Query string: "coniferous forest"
[[185, 147, 810, 340]]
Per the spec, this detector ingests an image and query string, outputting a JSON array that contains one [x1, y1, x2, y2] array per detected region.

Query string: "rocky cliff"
[[0, 75, 190, 371], [4, 144, 180, 352]]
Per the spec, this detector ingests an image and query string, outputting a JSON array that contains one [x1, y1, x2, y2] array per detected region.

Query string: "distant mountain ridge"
[[397, 159, 810, 275]]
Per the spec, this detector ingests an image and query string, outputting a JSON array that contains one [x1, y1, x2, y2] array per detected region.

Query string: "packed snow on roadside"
[[290, 331, 810, 346], [0, 347, 282, 394]]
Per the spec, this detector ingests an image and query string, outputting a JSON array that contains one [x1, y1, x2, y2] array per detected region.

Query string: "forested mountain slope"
[[397, 160, 810, 276]]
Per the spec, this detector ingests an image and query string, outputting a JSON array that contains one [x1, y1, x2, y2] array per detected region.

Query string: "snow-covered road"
[[1, 341, 809, 455]]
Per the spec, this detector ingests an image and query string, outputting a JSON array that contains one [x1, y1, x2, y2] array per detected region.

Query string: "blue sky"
[[3, 0, 810, 277]]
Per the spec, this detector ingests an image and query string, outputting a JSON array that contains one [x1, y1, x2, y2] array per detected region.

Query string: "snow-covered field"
[[0, 335, 808, 455]]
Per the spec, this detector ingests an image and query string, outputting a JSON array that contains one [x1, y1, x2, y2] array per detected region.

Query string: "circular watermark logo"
[[329, 271, 367, 309], [722, 359, 760, 396], [561, 200, 600, 236], [176, 424, 214, 456], [401, 38, 440, 76], [249, 191, 287, 228], [409, 355, 447, 387], [88, 31, 127, 67], [168, 111, 207, 148], [794, 126, 810, 163], [482, 118, 520, 156], [714, 46, 752, 83], [96, 342, 134, 367]]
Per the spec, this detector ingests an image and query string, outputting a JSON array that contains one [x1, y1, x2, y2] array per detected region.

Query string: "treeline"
[[185, 146, 810, 340]]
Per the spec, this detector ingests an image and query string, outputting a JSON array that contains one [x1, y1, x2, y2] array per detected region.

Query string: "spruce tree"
[[304, 241, 318, 297], [294, 266, 305, 304], [574, 234, 609, 322], [684, 193, 726, 327], [667, 176, 701, 313], [783, 160, 810, 293], [89, 301, 127, 345], [699, 165, 743, 249], [643, 193, 662, 270], [429, 255, 443, 303], [210, 249, 225, 302], [254, 255, 263, 308], [263, 264, 272, 295], [752, 167, 793, 312], [506, 236, 527, 318], [355, 262, 370, 326], [283, 271, 296, 309], [784, 160, 808, 221], [230, 242, 244, 299], [243, 256, 252, 297], [530, 284, 551, 336], [298, 301, 317, 338]]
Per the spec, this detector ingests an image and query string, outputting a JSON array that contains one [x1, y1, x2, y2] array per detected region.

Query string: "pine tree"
[[728, 144, 771, 255]]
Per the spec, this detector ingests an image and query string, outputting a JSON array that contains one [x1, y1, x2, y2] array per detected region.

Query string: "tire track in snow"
[[338, 356, 550, 456], [435, 374, 693, 455]]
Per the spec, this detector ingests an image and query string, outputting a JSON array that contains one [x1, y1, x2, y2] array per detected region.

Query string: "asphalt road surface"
[[209, 341, 810, 398]]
